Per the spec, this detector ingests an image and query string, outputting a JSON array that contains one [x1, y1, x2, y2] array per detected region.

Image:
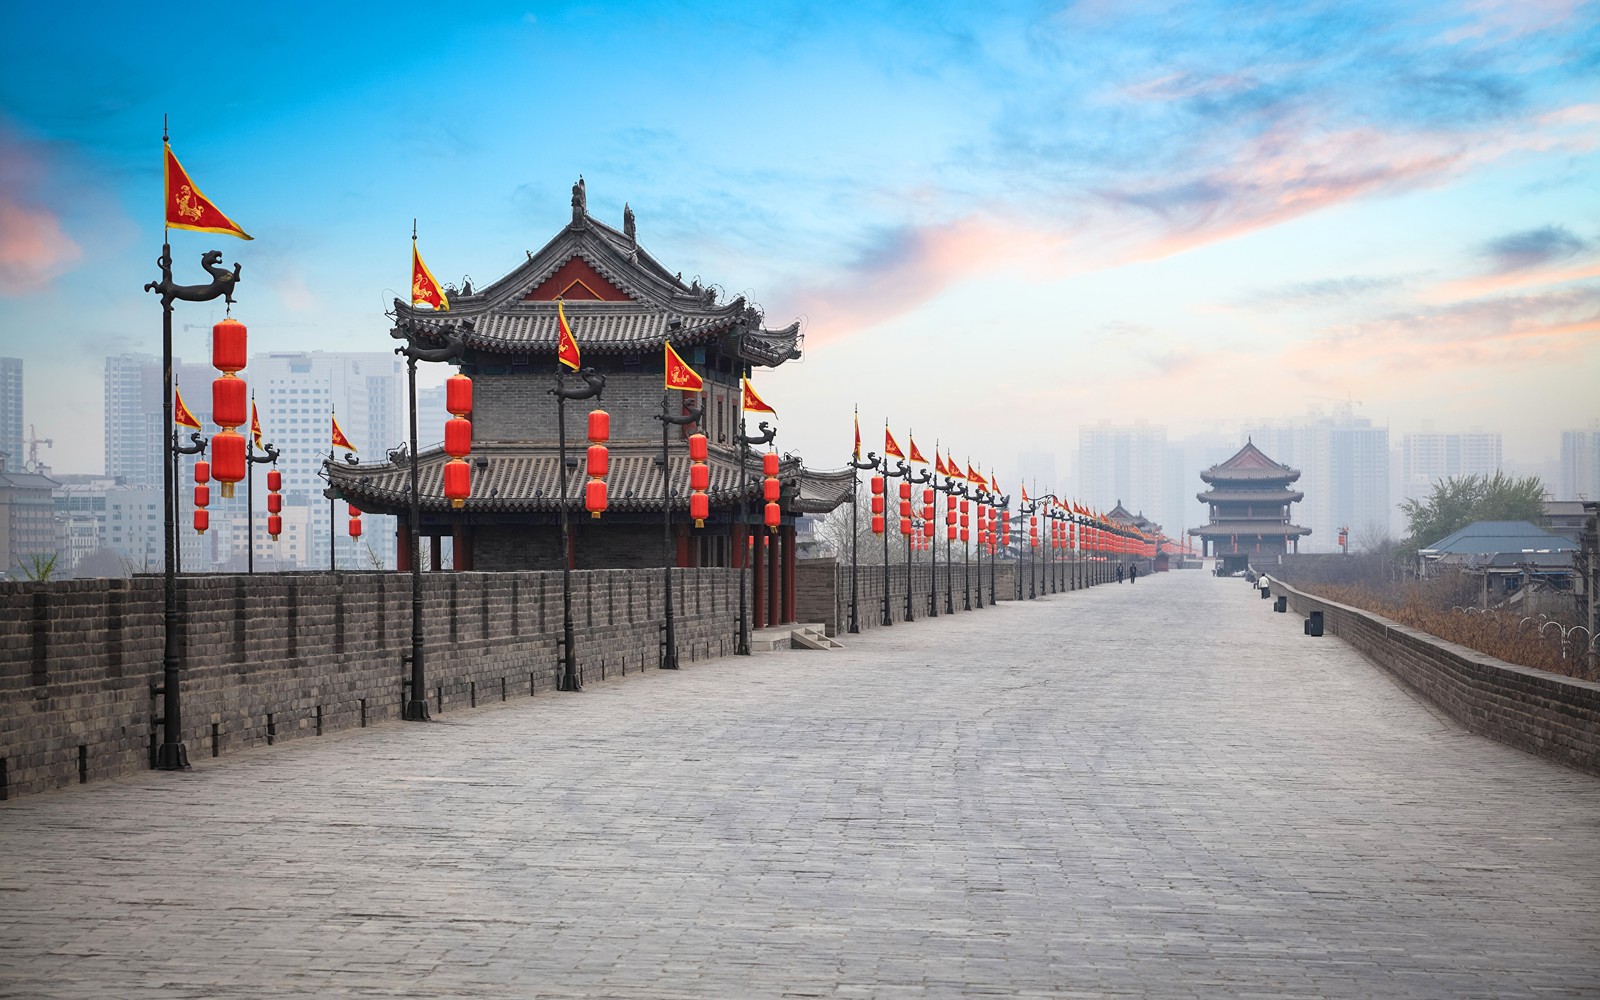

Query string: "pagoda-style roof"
[[1199, 440, 1300, 484], [1105, 501, 1160, 534], [328, 443, 853, 516], [394, 181, 800, 368], [1196, 487, 1305, 504], [1188, 521, 1312, 539]]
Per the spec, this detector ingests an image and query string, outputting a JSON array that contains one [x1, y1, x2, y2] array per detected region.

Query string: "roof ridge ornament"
[[623, 202, 636, 245], [571, 176, 586, 227]]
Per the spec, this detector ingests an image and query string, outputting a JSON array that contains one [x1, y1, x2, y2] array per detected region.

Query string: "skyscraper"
[[1400, 432, 1502, 499], [0, 357, 22, 468], [103, 354, 164, 487], [1078, 420, 1167, 524], [1561, 425, 1600, 501], [1244, 406, 1390, 551]]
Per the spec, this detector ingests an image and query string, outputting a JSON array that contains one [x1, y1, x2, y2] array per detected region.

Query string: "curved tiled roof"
[[1197, 488, 1305, 504], [327, 444, 852, 517], [1188, 520, 1312, 538], [1200, 441, 1300, 483]]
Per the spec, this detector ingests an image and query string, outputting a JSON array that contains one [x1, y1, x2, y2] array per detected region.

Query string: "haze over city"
[[2, 0, 1597, 508]]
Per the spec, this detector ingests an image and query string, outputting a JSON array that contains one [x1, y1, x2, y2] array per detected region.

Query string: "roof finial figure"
[[571, 175, 587, 225], [623, 202, 636, 244]]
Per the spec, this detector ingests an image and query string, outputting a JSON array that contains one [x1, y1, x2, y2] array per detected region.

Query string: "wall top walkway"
[[1, 570, 1596, 997]]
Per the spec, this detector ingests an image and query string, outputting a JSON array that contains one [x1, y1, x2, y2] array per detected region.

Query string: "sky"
[[2, 0, 1597, 488]]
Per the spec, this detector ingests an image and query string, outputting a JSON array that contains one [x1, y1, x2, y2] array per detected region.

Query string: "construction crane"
[[26, 424, 52, 471]]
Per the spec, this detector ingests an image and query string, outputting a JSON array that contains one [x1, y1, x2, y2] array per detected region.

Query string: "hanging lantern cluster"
[[211, 319, 248, 499], [193, 457, 210, 535], [921, 487, 935, 542], [348, 503, 363, 539], [586, 408, 610, 519], [1001, 508, 1012, 551], [763, 451, 781, 532], [687, 431, 709, 527], [443, 373, 472, 508], [1030, 511, 1039, 549], [870, 474, 885, 535], [267, 467, 283, 540], [959, 496, 970, 543], [897, 479, 912, 537], [945, 492, 957, 541]]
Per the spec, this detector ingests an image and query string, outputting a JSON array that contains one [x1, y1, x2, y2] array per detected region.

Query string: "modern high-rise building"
[[1244, 406, 1390, 552], [249, 351, 406, 569], [0, 357, 22, 468], [1400, 432, 1502, 499], [1078, 420, 1167, 525], [104, 354, 163, 488], [1561, 425, 1600, 501], [1016, 451, 1059, 496]]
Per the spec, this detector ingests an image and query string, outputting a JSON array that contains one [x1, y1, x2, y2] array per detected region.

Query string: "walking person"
[[1116, 564, 1125, 584], [1129, 562, 1138, 583]]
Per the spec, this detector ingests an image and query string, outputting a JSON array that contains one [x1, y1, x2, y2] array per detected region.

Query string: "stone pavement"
[[3, 571, 1598, 999]]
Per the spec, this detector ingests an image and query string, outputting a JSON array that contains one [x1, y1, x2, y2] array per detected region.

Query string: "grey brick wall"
[[1268, 577, 1600, 777], [0, 567, 743, 800]]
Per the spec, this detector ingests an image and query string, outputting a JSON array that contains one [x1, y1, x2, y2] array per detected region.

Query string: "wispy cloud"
[[1239, 274, 1407, 308], [1479, 224, 1592, 272]]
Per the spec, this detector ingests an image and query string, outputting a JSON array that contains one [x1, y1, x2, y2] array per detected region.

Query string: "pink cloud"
[[0, 197, 81, 295]]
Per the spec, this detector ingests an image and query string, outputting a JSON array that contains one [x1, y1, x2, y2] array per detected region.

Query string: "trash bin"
[[1274, 596, 1287, 613], [1304, 610, 1324, 636]]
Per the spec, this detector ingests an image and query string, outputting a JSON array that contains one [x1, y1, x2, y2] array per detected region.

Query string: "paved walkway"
[[3, 571, 1598, 999]]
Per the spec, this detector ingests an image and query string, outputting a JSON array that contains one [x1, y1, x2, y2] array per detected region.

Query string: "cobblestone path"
[[3, 570, 1598, 998]]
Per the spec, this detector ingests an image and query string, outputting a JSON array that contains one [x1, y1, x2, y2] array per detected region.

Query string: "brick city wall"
[[0, 568, 743, 800], [1266, 576, 1600, 777]]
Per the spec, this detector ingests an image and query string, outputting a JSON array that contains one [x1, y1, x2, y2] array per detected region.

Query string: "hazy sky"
[[2, 0, 1597, 484]]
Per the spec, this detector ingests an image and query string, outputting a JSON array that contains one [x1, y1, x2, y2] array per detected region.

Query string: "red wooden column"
[[732, 522, 747, 568], [396, 523, 412, 572], [765, 531, 780, 627], [781, 523, 797, 624], [453, 524, 473, 570], [676, 525, 693, 568], [751, 529, 765, 627]]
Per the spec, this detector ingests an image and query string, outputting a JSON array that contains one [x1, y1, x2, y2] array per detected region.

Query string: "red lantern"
[[923, 520, 934, 538], [212, 430, 245, 497], [898, 481, 910, 500], [268, 514, 282, 540], [946, 494, 956, 510], [690, 463, 709, 491], [587, 408, 610, 444], [763, 452, 779, 476], [267, 493, 282, 513], [946, 510, 956, 525], [899, 500, 911, 517], [446, 373, 473, 416], [266, 469, 281, 491], [212, 375, 246, 429], [922, 487, 934, 505], [960, 499, 969, 513], [349, 516, 363, 539], [871, 495, 884, 515], [211, 319, 247, 374], [960, 514, 969, 528], [585, 478, 608, 519], [348, 504, 361, 517], [443, 458, 470, 508], [922, 504, 933, 521], [587, 444, 609, 479], [961, 528, 969, 543], [194, 461, 210, 484], [764, 477, 781, 502], [194, 485, 210, 508], [872, 514, 885, 534], [688, 433, 708, 462], [899, 516, 911, 536], [193, 509, 209, 534], [764, 501, 781, 530], [870, 475, 884, 495], [947, 524, 957, 540], [690, 492, 709, 526], [445, 417, 472, 457]]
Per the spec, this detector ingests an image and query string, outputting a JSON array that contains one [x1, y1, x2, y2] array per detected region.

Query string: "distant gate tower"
[[1189, 440, 1310, 574]]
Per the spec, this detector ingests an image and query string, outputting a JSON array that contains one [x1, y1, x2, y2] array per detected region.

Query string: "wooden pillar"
[[676, 525, 692, 568], [782, 523, 797, 624], [396, 522, 412, 572], [751, 529, 765, 628], [429, 534, 442, 572], [765, 531, 780, 627], [732, 522, 747, 569], [453, 524, 472, 571]]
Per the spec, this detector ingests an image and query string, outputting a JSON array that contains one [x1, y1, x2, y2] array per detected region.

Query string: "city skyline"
[[2, 2, 1596, 499]]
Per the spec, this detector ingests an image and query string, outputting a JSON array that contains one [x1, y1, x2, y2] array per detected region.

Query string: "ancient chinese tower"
[[1188, 440, 1310, 574]]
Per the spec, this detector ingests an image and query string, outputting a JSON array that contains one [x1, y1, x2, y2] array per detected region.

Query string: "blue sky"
[[2, 0, 1597, 484]]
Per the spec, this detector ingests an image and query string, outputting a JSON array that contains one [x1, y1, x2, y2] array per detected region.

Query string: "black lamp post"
[[951, 480, 972, 611], [939, 473, 958, 615], [737, 419, 776, 653], [656, 389, 703, 670], [144, 238, 242, 771], [1021, 494, 1038, 600], [904, 465, 930, 621], [552, 365, 606, 691], [846, 446, 876, 634], [877, 453, 908, 626], [245, 419, 279, 574], [389, 312, 469, 718]]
